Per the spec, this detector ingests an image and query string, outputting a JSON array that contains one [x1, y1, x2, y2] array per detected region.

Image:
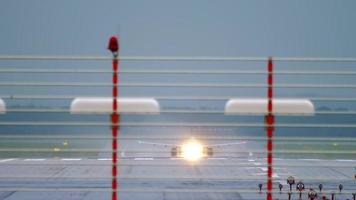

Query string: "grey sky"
[[1, 0, 356, 109], [1, 1, 356, 138], [1, 0, 355, 57]]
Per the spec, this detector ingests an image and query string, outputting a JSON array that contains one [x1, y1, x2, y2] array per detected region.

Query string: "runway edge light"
[[0, 98, 6, 114], [70, 97, 160, 114], [224, 98, 315, 116]]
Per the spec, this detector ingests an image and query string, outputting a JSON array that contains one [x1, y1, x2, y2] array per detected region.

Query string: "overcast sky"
[[1, 0, 356, 108], [1, 0, 356, 57], [1, 0, 356, 135]]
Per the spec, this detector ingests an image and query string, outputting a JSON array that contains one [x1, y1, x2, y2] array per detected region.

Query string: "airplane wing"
[[137, 140, 179, 147], [204, 141, 247, 148]]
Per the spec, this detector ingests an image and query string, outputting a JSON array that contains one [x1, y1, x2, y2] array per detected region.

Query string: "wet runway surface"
[[0, 155, 354, 200]]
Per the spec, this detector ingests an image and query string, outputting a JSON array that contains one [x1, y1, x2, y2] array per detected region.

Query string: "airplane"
[[138, 137, 247, 161]]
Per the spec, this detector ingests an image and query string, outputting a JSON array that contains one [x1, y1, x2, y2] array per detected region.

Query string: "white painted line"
[[254, 173, 266, 176], [24, 159, 46, 161], [0, 158, 16, 163], [170, 158, 183, 160], [207, 157, 227, 160], [259, 167, 268, 172], [272, 174, 280, 178], [61, 158, 82, 161], [248, 159, 255, 162], [134, 158, 154, 161], [273, 158, 283, 161], [272, 158, 356, 162], [97, 158, 111, 161], [274, 167, 287, 170], [274, 173, 292, 176], [298, 159, 321, 161], [335, 159, 356, 162], [253, 162, 262, 166], [253, 173, 279, 178]]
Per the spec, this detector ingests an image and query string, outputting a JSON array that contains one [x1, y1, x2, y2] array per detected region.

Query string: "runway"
[[0, 155, 354, 200]]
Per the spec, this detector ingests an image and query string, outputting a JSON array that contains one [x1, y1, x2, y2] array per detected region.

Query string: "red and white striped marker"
[[266, 57, 274, 200], [108, 35, 119, 200]]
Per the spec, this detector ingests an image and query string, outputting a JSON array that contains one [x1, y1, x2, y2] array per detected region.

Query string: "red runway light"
[[108, 36, 119, 53]]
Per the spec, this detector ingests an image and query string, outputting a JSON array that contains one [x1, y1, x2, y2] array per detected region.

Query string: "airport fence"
[[0, 47, 355, 199]]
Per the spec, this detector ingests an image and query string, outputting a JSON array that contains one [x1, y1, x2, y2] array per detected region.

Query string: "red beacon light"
[[108, 36, 119, 56]]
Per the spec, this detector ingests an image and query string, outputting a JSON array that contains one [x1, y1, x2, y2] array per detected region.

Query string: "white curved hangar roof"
[[70, 98, 160, 114], [0, 99, 5, 114], [225, 98, 314, 116]]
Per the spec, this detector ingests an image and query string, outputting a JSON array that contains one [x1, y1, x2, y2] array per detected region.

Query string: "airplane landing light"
[[181, 139, 204, 162]]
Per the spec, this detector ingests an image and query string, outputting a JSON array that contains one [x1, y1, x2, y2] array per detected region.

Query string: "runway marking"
[[134, 158, 154, 161], [61, 158, 82, 161], [170, 158, 183, 160], [274, 158, 356, 162], [259, 167, 268, 172], [0, 158, 16, 163], [254, 173, 266, 176], [253, 162, 262, 166], [335, 159, 356, 162], [254, 172, 280, 178], [208, 157, 227, 160], [97, 158, 111, 161], [24, 158, 45, 161], [273, 174, 280, 178], [298, 159, 321, 161], [248, 159, 255, 162]]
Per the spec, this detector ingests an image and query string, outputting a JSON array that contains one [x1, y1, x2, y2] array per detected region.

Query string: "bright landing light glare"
[[181, 139, 204, 161]]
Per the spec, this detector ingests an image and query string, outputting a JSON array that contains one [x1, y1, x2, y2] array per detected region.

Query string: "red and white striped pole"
[[266, 57, 274, 200], [108, 36, 119, 200]]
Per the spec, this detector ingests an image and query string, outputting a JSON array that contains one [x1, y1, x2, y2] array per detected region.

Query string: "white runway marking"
[[298, 159, 321, 161], [97, 158, 111, 161], [272, 174, 280, 178], [254, 172, 280, 178], [61, 158, 82, 161], [254, 162, 262, 166], [170, 158, 183, 160], [24, 158, 45, 161], [208, 157, 227, 160], [259, 167, 268, 172], [254, 173, 266, 176], [248, 159, 255, 162], [335, 159, 356, 162], [134, 158, 154, 161], [274, 158, 356, 162], [0, 158, 16, 163]]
